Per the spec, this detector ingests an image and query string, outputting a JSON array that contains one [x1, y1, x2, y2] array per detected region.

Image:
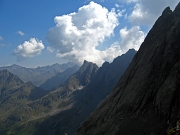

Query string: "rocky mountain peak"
[[162, 6, 172, 18], [112, 49, 136, 65], [0, 69, 24, 86], [81, 60, 97, 68], [11, 64, 21, 67], [102, 61, 109, 68], [74, 60, 99, 87], [79, 60, 98, 74], [127, 48, 136, 53], [83, 60, 88, 64], [58, 60, 99, 91]]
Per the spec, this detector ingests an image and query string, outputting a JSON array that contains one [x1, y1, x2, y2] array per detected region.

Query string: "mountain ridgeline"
[[76, 3, 180, 135], [0, 62, 77, 87], [0, 49, 136, 135]]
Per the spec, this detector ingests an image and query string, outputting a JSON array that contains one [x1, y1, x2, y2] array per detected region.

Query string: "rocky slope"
[[0, 62, 76, 86], [76, 2, 180, 135]]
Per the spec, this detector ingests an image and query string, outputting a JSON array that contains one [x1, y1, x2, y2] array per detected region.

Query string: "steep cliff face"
[[76, 3, 180, 135]]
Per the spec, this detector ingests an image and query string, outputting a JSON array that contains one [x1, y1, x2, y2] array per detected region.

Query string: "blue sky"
[[0, 0, 179, 67]]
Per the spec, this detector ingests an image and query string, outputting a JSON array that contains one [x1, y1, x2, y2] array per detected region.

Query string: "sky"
[[0, 0, 179, 67]]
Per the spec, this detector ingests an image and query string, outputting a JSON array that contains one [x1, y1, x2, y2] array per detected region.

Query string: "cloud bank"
[[47, 1, 145, 66], [13, 38, 44, 61]]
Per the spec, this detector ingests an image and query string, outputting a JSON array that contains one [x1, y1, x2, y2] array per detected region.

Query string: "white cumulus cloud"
[[119, 26, 145, 51], [128, 0, 179, 25], [46, 1, 120, 66], [17, 31, 25, 36], [100, 26, 145, 62], [94, 26, 145, 63], [13, 38, 45, 61]]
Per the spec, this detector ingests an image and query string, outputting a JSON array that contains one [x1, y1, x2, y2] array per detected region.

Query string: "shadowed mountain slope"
[[76, 2, 180, 135]]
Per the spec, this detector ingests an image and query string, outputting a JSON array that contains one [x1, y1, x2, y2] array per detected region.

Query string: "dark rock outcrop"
[[76, 2, 180, 135]]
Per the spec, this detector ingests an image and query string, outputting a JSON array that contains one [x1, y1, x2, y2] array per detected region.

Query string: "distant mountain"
[[0, 62, 76, 87], [62, 60, 99, 90], [0, 61, 98, 135], [0, 70, 48, 134], [76, 3, 180, 135], [40, 65, 80, 90]]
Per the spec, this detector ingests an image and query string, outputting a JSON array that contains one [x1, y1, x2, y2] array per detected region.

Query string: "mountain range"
[[0, 62, 77, 87], [0, 49, 136, 135]]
